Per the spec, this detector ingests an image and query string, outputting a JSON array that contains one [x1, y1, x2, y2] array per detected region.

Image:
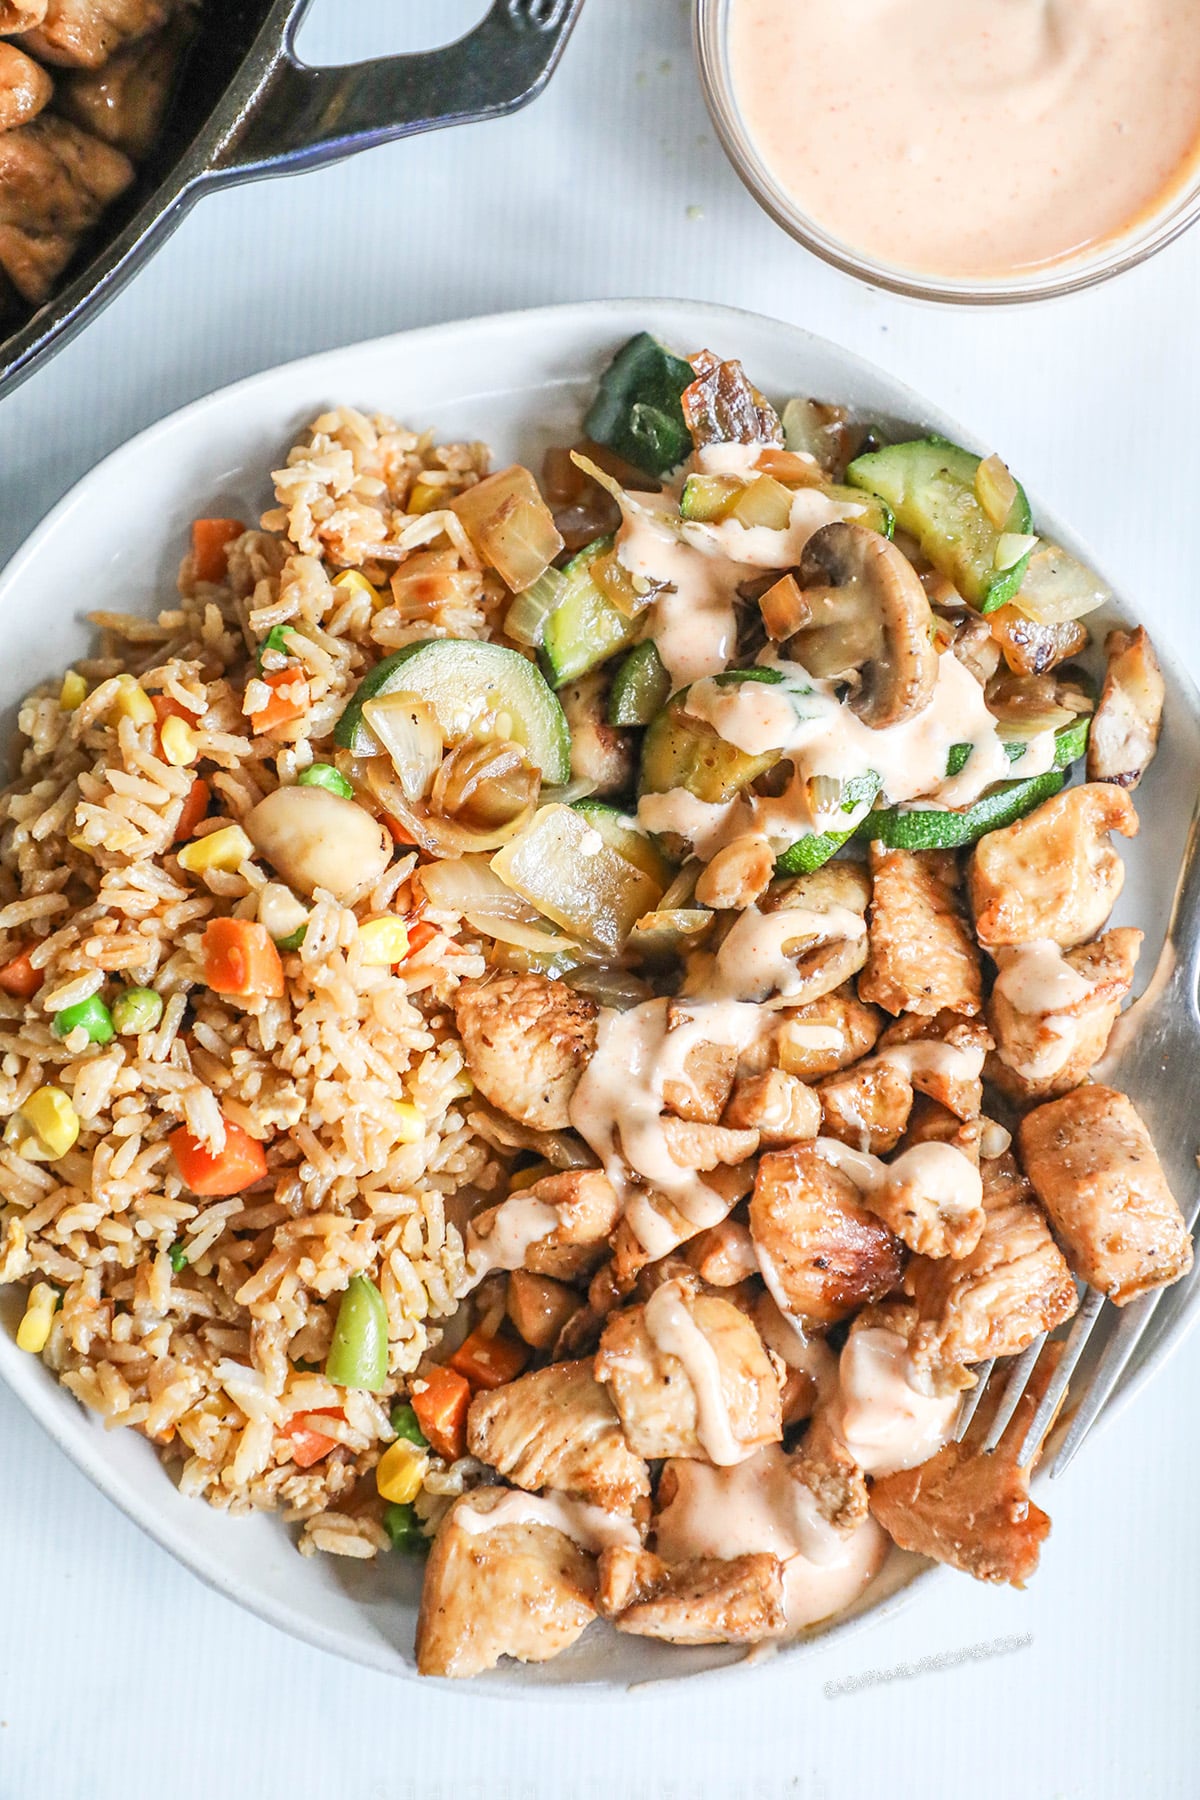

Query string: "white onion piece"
[[463, 911, 602, 958], [1014, 545, 1111, 625], [419, 855, 541, 921], [365, 759, 534, 857], [361, 694, 443, 802]]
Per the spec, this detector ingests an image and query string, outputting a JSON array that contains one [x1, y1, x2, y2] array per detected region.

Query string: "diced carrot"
[[249, 668, 310, 734], [201, 917, 285, 999], [0, 947, 43, 999], [402, 920, 439, 957], [409, 1363, 471, 1461], [174, 776, 210, 844], [381, 812, 418, 847], [151, 694, 191, 729], [169, 1120, 268, 1196], [191, 518, 244, 584], [282, 1407, 344, 1469], [449, 1328, 530, 1392]]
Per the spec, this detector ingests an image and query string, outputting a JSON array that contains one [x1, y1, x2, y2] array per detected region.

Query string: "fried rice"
[[0, 407, 511, 1557]]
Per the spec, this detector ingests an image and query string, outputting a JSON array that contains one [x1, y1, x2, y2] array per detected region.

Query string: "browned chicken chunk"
[[905, 1151, 1078, 1375], [683, 1217, 759, 1286], [756, 862, 872, 1002], [661, 1031, 738, 1125], [859, 845, 982, 1017], [987, 928, 1142, 1104], [660, 1115, 759, 1169], [558, 669, 636, 797], [818, 1056, 916, 1154], [506, 1269, 580, 1350], [986, 604, 1088, 677], [0, 41, 53, 131], [749, 1145, 905, 1324], [1018, 1085, 1192, 1304], [722, 1067, 821, 1145], [58, 10, 188, 157], [453, 973, 597, 1131], [0, 0, 48, 29], [596, 1545, 786, 1645], [1087, 627, 1164, 791], [870, 1349, 1061, 1587], [467, 1359, 649, 1514], [876, 1011, 991, 1119], [772, 981, 884, 1080], [22, 0, 169, 68], [968, 784, 1138, 950], [467, 1169, 620, 1286], [791, 1404, 869, 1532], [0, 114, 133, 303], [857, 1129, 986, 1261], [415, 1488, 598, 1679], [594, 1278, 782, 1462]]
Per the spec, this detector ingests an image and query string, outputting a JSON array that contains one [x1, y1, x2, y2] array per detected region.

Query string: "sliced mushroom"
[[558, 670, 636, 798], [1087, 626, 1164, 790], [791, 522, 938, 729]]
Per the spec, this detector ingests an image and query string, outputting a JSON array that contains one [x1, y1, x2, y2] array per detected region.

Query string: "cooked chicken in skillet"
[[19, 0, 170, 69], [0, 112, 132, 302], [0, 39, 52, 129], [57, 7, 187, 157]]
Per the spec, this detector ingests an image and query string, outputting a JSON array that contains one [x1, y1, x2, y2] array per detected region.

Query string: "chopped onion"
[[1014, 545, 1111, 625], [361, 693, 443, 801], [657, 861, 702, 911], [542, 777, 598, 807], [366, 759, 534, 857], [504, 565, 567, 648], [627, 907, 715, 962], [994, 532, 1040, 572], [974, 453, 1019, 529], [463, 911, 602, 958], [565, 963, 654, 1009], [431, 738, 540, 831], [781, 398, 846, 473], [418, 855, 541, 921], [450, 465, 564, 593]]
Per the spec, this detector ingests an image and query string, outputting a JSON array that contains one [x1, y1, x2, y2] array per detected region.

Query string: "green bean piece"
[[383, 1501, 429, 1555], [168, 1241, 189, 1274], [389, 1402, 429, 1447], [325, 1273, 389, 1391]]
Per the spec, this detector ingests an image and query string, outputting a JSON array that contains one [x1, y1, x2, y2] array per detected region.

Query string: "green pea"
[[168, 1240, 188, 1273], [389, 1402, 429, 1448], [297, 763, 354, 801], [325, 1273, 389, 1391], [52, 993, 114, 1045], [383, 1501, 428, 1555], [111, 987, 164, 1037]]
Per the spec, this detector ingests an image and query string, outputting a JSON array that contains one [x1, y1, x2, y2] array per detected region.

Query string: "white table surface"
[[3, 3, 1200, 1795]]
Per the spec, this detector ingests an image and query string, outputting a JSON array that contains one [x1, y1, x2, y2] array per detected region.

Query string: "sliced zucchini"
[[638, 678, 785, 804], [846, 437, 1032, 613], [774, 772, 881, 876], [540, 536, 642, 689], [946, 713, 1090, 778], [571, 799, 677, 887], [333, 639, 570, 784], [491, 803, 668, 952], [827, 485, 895, 539], [583, 333, 694, 479], [627, 907, 715, 963], [609, 642, 670, 727], [863, 769, 1065, 851]]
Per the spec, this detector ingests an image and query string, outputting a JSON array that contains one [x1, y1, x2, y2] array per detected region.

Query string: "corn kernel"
[[391, 1102, 424, 1144], [112, 674, 156, 727], [159, 713, 198, 767], [407, 479, 443, 515], [177, 823, 252, 875], [5, 1086, 80, 1161], [375, 1436, 429, 1504], [332, 569, 383, 609], [59, 671, 87, 711], [357, 916, 410, 966], [16, 1282, 58, 1354]]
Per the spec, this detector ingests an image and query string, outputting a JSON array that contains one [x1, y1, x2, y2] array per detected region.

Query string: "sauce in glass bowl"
[[723, 0, 1200, 287]]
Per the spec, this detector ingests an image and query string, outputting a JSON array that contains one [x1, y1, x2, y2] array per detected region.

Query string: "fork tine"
[[1015, 1286, 1105, 1467], [980, 1332, 1047, 1453], [952, 1357, 995, 1441]]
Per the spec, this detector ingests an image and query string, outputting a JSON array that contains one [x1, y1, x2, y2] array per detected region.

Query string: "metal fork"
[[953, 797, 1200, 1474]]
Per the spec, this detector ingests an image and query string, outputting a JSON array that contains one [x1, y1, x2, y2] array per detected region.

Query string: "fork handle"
[[1157, 796, 1200, 1020], [212, 0, 584, 182]]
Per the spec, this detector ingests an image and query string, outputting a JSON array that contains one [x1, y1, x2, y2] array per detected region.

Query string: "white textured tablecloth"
[[2, 5, 1199, 1796]]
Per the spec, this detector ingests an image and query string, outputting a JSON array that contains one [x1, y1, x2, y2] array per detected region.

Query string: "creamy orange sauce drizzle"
[[644, 1278, 750, 1465], [813, 1134, 984, 1221], [832, 1327, 958, 1476], [461, 1193, 558, 1290], [455, 1490, 641, 1554]]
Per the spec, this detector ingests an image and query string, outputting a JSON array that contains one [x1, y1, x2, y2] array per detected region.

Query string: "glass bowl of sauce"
[[695, 0, 1200, 302]]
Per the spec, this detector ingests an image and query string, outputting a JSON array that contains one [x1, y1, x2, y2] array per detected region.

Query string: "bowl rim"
[[1, 294, 1197, 1693], [692, 0, 1200, 306]]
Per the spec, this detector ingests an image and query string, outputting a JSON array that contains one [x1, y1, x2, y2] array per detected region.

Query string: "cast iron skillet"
[[0, 0, 583, 395]]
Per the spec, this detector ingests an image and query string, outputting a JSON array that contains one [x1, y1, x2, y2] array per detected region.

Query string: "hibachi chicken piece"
[[749, 1145, 905, 1324], [505, 1269, 579, 1351], [660, 1029, 738, 1125], [1086, 626, 1164, 791], [967, 784, 1138, 950], [905, 1151, 1078, 1375], [22, 0, 169, 69], [0, 114, 133, 303], [986, 928, 1142, 1104], [466, 1359, 649, 1514], [453, 973, 597, 1130], [1018, 1085, 1192, 1304], [757, 862, 872, 1002], [791, 1404, 869, 1532], [466, 1169, 620, 1286], [594, 1278, 782, 1463], [0, 0, 47, 29], [876, 1011, 991, 1119], [817, 1056, 916, 1155], [683, 1217, 760, 1287], [869, 1349, 1061, 1587], [596, 1545, 786, 1645], [860, 845, 982, 1017], [771, 980, 884, 1081], [58, 10, 188, 157], [415, 1488, 598, 1678], [0, 41, 53, 131], [722, 1068, 821, 1145]]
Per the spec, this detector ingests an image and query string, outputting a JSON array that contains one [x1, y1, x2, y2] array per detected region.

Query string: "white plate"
[[1, 299, 1197, 1692]]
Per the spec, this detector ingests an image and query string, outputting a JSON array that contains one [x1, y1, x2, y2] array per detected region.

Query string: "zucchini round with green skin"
[[333, 639, 570, 784], [774, 773, 882, 876], [638, 676, 785, 804], [946, 713, 1090, 778], [846, 437, 1032, 614], [491, 803, 668, 952], [571, 799, 676, 887], [609, 641, 670, 727], [539, 536, 643, 689], [862, 768, 1066, 851]]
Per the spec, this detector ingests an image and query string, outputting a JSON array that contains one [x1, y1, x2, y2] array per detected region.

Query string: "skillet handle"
[[213, 0, 584, 181]]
